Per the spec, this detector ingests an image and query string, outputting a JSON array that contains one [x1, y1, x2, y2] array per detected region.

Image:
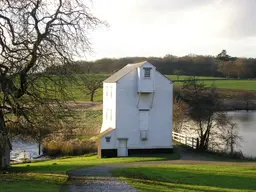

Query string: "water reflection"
[[227, 111, 256, 157]]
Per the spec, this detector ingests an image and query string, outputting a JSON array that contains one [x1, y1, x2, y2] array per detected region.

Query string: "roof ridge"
[[104, 61, 149, 83]]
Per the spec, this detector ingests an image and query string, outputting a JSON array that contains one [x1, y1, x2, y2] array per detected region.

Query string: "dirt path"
[[66, 146, 256, 192]]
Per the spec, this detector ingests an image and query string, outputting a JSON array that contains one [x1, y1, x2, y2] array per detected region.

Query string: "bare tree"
[[173, 70, 182, 80], [81, 74, 105, 102], [182, 77, 226, 151], [234, 58, 246, 79], [173, 97, 189, 133], [0, 0, 104, 166], [218, 122, 243, 155]]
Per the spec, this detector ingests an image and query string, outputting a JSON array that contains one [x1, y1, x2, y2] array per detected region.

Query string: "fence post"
[[196, 138, 199, 150], [185, 137, 187, 145], [192, 138, 194, 149]]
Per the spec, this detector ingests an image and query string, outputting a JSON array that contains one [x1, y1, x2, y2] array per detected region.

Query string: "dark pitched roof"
[[104, 61, 148, 83]]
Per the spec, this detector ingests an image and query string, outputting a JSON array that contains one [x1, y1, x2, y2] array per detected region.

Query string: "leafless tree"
[[80, 74, 105, 102], [218, 122, 243, 155], [0, 0, 104, 161], [182, 77, 227, 151], [173, 70, 182, 80], [173, 97, 189, 133]]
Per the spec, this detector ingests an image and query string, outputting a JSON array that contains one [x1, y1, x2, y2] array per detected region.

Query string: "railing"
[[172, 131, 198, 149]]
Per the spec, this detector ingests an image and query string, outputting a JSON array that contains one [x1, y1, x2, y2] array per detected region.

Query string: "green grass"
[[166, 75, 223, 81], [113, 164, 256, 192], [0, 173, 66, 192], [203, 80, 256, 91], [2, 153, 178, 192], [174, 79, 256, 91]]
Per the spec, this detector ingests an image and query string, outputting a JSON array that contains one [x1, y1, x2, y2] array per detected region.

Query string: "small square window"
[[106, 86, 108, 96], [144, 68, 152, 78], [110, 109, 112, 121], [110, 87, 112, 98], [105, 110, 108, 120], [105, 136, 111, 142]]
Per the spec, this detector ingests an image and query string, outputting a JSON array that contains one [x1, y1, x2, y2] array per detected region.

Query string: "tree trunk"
[[198, 131, 210, 151], [90, 91, 95, 102], [230, 128, 234, 155], [38, 140, 41, 156], [0, 110, 6, 168], [0, 110, 5, 133], [38, 132, 41, 156]]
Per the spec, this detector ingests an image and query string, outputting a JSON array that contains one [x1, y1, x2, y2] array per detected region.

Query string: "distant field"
[[70, 75, 256, 101], [173, 79, 256, 91], [166, 75, 224, 81], [34, 74, 255, 102]]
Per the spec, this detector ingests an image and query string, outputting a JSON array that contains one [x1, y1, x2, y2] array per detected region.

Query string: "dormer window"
[[144, 67, 152, 79]]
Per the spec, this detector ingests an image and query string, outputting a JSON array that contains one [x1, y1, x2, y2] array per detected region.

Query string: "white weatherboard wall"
[[115, 67, 173, 149], [100, 83, 117, 149], [101, 83, 116, 132], [137, 62, 155, 93], [100, 61, 173, 156]]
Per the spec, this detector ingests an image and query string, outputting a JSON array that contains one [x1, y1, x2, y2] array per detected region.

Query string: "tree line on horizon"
[[45, 50, 256, 79]]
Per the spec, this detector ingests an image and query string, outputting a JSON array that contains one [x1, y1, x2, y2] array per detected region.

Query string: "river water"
[[11, 140, 40, 161], [227, 110, 256, 158]]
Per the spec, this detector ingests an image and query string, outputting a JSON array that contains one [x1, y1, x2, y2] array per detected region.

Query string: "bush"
[[43, 139, 97, 157]]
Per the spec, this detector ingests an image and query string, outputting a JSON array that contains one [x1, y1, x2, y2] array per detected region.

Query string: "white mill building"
[[98, 61, 173, 158]]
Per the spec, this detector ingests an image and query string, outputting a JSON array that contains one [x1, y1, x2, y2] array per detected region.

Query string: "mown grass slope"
[[2, 153, 178, 192], [113, 164, 256, 192]]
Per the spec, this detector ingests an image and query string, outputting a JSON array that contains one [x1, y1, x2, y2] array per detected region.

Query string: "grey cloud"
[[135, 0, 214, 13], [129, 0, 214, 25], [217, 0, 256, 38]]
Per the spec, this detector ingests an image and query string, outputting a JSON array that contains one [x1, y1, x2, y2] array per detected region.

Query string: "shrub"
[[61, 142, 74, 156]]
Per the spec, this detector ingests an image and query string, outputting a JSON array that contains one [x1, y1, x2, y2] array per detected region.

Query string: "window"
[[106, 86, 108, 96], [105, 136, 111, 142], [105, 110, 108, 120], [110, 87, 112, 98], [144, 67, 152, 78], [110, 109, 112, 121]]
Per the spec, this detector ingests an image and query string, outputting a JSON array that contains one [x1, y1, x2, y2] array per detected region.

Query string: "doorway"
[[117, 138, 128, 157]]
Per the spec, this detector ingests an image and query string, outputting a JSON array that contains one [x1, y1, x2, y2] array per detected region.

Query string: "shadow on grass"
[[114, 166, 256, 191], [173, 142, 256, 162], [126, 178, 250, 192]]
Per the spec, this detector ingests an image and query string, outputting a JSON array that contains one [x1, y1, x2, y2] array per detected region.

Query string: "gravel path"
[[67, 165, 136, 192]]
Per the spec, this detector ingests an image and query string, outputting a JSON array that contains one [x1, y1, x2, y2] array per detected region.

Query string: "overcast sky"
[[86, 0, 256, 60]]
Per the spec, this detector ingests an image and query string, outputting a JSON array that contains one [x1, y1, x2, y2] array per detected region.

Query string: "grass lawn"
[[173, 79, 256, 91], [203, 80, 256, 91], [2, 153, 178, 192], [1, 173, 66, 192], [113, 164, 256, 192], [166, 75, 224, 81]]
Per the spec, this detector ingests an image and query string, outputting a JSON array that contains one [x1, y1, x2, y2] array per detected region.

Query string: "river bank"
[[222, 99, 256, 111]]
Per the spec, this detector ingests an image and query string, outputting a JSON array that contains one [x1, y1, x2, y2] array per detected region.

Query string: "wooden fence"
[[172, 131, 198, 149]]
